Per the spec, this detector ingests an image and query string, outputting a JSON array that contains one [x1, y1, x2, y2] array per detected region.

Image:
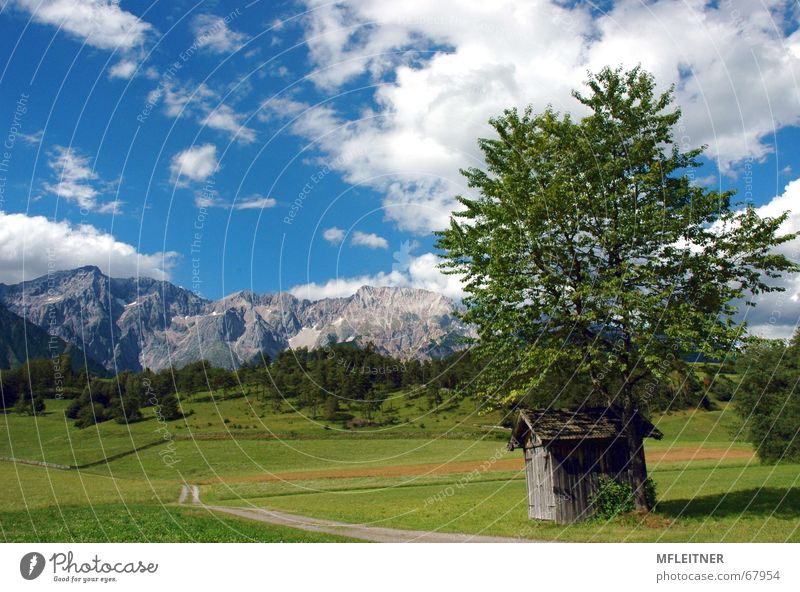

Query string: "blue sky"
[[0, 0, 799, 335]]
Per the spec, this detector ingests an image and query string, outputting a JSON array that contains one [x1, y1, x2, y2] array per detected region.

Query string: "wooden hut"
[[508, 408, 662, 523]]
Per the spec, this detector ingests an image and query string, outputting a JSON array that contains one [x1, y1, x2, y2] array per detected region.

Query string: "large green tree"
[[436, 66, 798, 509]]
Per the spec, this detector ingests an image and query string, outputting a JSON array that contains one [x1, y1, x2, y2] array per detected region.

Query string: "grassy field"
[[0, 462, 175, 512], [2, 390, 798, 542], [0, 504, 355, 542], [212, 461, 799, 542]]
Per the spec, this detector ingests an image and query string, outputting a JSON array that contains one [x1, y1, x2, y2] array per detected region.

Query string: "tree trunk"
[[623, 406, 652, 511]]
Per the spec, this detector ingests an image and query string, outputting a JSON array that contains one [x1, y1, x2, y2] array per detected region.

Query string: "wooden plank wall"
[[550, 438, 630, 524], [524, 445, 555, 520], [523, 436, 637, 524]]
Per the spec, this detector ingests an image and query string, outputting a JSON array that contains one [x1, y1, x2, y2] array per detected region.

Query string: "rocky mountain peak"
[[0, 268, 473, 371]]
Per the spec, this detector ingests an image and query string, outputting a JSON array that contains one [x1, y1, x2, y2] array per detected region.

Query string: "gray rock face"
[[0, 267, 473, 371]]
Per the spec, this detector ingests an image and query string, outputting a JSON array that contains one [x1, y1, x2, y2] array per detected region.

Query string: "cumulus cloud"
[[351, 230, 389, 249], [322, 227, 345, 245], [289, 251, 464, 300], [290, 271, 407, 300], [257, 96, 309, 121], [287, 0, 800, 233], [14, 0, 151, 51], [155, 82, 255, 144], [735, 178, 800, 337], [157, 82, 212, 118], [108, 59, 138, 80], [0, 212, 177, 284], [192, 12, 249, 55], [201, 104, 257, 144], [170, 144, 218, 185], [41, 145, 119, 213]]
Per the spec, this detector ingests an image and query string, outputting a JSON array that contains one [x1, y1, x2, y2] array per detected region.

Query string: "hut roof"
[[508, 407, 663, 451]]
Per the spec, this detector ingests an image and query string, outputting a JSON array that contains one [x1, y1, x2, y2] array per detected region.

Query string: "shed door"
[[526, 446, 555, 521]]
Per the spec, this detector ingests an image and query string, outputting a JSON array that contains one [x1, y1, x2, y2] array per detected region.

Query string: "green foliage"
[[590, 476, 635, 519], [158, 393, 182, 421], [707, 372, 737, 402], [644, 476, 658, 509], [435, 65, 797, 509], [14, 394, 45, 415], [435, 65, 798, 413], [0, 353, 86, 410], [734, 333, 800, 463], [323, 395, 340, 420], [257, 344, 483, 422]]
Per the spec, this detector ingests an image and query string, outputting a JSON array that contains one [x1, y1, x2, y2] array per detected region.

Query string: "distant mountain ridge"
[[0, 267, 473, 371]]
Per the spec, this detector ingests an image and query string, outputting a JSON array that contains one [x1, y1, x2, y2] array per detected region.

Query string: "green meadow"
[[2, 391, 798, 542]]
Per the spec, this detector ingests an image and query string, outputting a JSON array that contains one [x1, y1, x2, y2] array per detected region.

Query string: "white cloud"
[[234, 195, 277, 210], [156, 82, 216, 118], [289, 251, 464, 300], [0, 212, 177, 284], [201, 104, 256, 144], [322, 226, 345, 245], [258, 96, 309, 121], [290, 271, 407, 300], [290, 0, 800, 233], [108, 59, 137, 80], [192, 13, 248, 54], [352, 230, 389, 249], [155, 82, 254, 144], [19, 130, 43, 145], [404, 252, 464, 299], [170, 144, 218, 185], [14, 0, 151, 51], [42, 146, 97, 209], [193, 188, 226, 209], [41, 145, 118, 213], [725, 178, 800, 336], [193, 191, 276, 210], [96, 199, 123, 214]]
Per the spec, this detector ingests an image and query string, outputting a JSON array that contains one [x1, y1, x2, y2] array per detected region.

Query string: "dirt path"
[[178, 485, 538, 543], [178, 484, 533, 542], [205, 504, 535, 543], [200, 446, 754, 485], [179, 484, 201, 504]]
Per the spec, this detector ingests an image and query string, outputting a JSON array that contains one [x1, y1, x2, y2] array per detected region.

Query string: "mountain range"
[[0, 266, 473, 372]]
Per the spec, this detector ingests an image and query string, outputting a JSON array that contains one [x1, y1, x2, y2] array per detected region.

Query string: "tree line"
[[0, 344, 484, 428], [2, 337, 798, 464]]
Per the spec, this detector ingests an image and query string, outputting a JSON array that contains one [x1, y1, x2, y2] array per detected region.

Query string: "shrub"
[[643, 476, 658, 509], [590, 476, 635, 519], [14, 395, 45, 415]]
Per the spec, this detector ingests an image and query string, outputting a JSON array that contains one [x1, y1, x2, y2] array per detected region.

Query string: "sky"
[[0, 0, 799, 336]]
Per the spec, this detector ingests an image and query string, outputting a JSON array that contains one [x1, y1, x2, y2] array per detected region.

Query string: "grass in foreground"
[[0, 462, 177, 512], [0, 504, 356, 542], [219, 461, 800, 542], [3, 393, 798, 542]]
